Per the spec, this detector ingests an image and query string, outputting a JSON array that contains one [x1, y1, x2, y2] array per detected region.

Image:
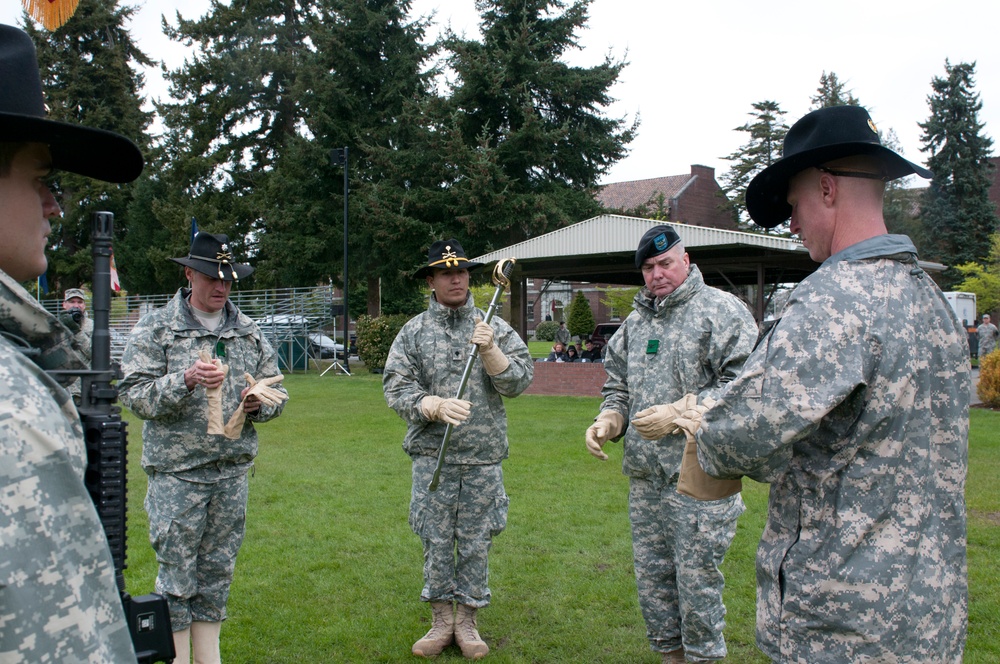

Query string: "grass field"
[[121, 372, 999, 663]]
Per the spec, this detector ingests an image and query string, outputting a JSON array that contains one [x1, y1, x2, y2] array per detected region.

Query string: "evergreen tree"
[[25, 0, 152, 293], [437, 0, 636, 253], [719, 100, 787, 232], [918, 60, 998, 286], [566, 289, 595, 339], [810, 71, 860, 109]]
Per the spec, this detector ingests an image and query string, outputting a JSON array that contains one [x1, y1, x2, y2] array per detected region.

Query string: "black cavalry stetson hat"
[[413, 238, 483, 278], [746, 105, 932, 228], [0, 24, 143, 183], [170, 232, 254, 281]]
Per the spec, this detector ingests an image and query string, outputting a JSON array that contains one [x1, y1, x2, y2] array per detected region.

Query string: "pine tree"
[[437, 0, 636, 252], [566, 290, 595, 339], [810, 71, 860, 109], [25, 0, 152, 293], [719, 100, 788, 232], [918, 60, 998, 286]]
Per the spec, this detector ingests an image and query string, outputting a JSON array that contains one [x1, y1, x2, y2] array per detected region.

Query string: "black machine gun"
[[70, 212, 175, 663]]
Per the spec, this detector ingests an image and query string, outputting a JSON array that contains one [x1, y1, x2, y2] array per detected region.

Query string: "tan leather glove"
[[198, 350, 230, 435], [674, 398, 742, 501], [632, 394, 698, 440], [472, 319, 510, 376], [585, 410, 625, 461], [222, 373, 287, 439], [421, 395, 473, 426]]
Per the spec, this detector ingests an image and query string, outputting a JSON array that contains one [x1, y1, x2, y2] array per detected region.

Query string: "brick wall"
[[525, 360, 606, 397], [673, 164, 737, 230]]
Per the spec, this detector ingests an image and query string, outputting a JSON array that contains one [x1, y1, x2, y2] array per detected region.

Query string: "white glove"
[[585, 410, 625, 461], [472, 319, 510, 376], [631, 394, 698, 440], [421, 395, 473, 426]]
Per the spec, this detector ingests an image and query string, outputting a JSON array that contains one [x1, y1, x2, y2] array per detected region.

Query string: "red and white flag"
[[110, 250, 122, 292]]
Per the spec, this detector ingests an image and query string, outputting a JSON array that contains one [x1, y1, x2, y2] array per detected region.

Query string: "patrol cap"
[[635, 225, 682, 269], [64, 288, 86, 301]]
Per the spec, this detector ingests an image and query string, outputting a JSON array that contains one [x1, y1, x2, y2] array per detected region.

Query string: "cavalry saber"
[[429, 258, 516, 492]]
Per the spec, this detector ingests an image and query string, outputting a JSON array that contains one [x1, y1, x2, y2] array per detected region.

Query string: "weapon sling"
[[429, 258, 515, 492]]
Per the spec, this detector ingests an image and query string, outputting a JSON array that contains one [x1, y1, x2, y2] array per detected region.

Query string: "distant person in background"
[[979, 314, 998, 357], [555, 320, 570, 347], [581, 339, 602, 362], [61, 287, 93, 401], [546, 342, 568, 362], [565, 344, 580, 362]]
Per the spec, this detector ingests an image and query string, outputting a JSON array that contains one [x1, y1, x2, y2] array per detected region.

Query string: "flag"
[[110, 251, 121, 292], [37, 272, 49, 295], [191, 217, 199, 244]]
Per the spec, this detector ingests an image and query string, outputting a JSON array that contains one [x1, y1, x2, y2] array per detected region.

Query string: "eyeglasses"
[[816, 166, 889, 182]]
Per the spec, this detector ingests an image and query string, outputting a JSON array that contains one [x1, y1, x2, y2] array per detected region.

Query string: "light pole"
[[330, 147, 350, 373]]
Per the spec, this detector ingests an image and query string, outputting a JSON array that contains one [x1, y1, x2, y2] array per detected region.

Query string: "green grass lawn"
[[121, 373, 999, 662]]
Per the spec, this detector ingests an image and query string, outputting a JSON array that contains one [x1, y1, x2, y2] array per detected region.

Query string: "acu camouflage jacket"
[[696, 235, 969, 663], [119, 288, 286, 477]]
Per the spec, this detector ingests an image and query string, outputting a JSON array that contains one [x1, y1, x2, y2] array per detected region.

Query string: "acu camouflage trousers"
[[409, 456, 509, 608], [145, 470, 249, 630], [629, 477, 744, 661]]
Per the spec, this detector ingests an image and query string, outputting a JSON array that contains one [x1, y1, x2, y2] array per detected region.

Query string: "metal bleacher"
[[40, 286, 340, 371]]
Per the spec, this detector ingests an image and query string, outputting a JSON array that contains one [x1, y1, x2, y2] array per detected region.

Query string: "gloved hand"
[[421, 395, 473, 426], [631, 394, 698, 440], [243, 374, 288, 407], [673, 397, 716, 439], [472, 319, 510, 375], [59, 309, 83, 333], [585, 410, 625, 461]]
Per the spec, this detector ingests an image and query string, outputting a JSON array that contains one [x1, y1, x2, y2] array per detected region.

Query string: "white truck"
[[944, 292, 977, 327]]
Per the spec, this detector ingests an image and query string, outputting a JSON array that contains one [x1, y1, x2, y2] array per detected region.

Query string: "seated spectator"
[[546, 342, 568, 362], [581, 340, 603, 363], [565, 345, 580, 362]]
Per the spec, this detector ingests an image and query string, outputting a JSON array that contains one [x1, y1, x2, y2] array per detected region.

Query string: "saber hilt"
[[429, 258, 516, 491]]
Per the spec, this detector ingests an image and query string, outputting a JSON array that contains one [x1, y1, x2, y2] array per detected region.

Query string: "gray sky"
[[4, 0, 998, 186]]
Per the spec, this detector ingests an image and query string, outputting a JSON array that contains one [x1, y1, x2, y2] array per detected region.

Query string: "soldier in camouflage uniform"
[[383, 239, 533, 659], [61, 288, 93, 401], [978, 314, 998, 358], [690, 106, 969, 663], [0, 24, 142, 662], [119, 232, 287, 664], [585, 225, 758, 663]]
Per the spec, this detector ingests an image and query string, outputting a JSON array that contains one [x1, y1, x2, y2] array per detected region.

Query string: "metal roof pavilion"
[[472, 215, 819, 329]]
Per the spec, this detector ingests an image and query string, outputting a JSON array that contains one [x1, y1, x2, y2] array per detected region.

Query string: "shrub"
[[534, 320, 559, 341], [356, 313, 412, 373], [567, 290, 596, 339], [978, 349, 1000, 408]]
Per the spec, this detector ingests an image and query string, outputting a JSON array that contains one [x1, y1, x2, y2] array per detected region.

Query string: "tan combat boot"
[[412, 602, 455, 658], [662, 649, 685, 664], [454, 604, 489, 659]]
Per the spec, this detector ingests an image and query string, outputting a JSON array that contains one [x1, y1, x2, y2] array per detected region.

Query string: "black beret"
[[635, 225, 682, 268]]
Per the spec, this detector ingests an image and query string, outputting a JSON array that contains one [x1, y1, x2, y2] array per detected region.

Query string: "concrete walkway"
[[971, 367, 981, 406]]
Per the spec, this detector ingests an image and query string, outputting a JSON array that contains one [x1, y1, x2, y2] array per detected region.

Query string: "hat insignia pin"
[[868, 119, 878, 134], [442, 247, 458, 268]]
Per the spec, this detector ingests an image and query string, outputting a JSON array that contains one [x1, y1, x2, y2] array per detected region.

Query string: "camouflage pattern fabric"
[[144, 471, 248, 629], [119, 288, 286, 630], [383, 292, 533, 465], [979, 321, 998, 357], [695, 235, 969, 663], [0, 270, 88, 386], [383, 292, 532, 605], [409, 456, 508, 607], [598, 264, 757, 658], [119, 288, 286, 475], [0, 271, 135, 662], [629, 479, 743, 661], [68, 315, 93, 399]]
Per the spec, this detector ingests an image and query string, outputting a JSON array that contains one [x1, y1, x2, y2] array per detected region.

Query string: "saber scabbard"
[[429, 258, 516, 492]]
